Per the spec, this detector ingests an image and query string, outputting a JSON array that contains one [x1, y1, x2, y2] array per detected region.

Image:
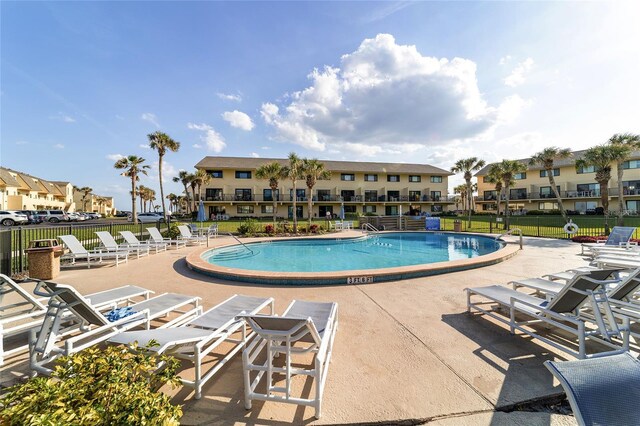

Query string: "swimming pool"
[[187, 232, 516, 285]]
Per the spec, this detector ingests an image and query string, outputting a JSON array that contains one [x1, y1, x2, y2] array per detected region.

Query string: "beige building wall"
[[194, 157, 454, 219], [475, 151, 640, 214], [0, 169, 71, 211], [73, 191, 116, 216]]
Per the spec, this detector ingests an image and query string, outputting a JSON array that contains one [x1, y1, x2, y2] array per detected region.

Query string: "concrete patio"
[[2, 233, 596, 425]]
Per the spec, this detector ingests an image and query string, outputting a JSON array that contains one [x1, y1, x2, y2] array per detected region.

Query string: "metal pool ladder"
[[495, 228, 523, 250], [225, 232, 255, 255], [361, 223, 380, 234]]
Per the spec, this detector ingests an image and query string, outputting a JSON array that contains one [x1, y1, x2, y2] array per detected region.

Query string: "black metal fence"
[[0, 222, 168, 276]]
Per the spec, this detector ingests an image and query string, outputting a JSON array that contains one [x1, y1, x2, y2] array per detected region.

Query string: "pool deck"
[[2, 231, 594, 425]]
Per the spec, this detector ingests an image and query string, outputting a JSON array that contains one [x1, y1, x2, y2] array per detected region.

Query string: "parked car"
[[114, 211, 129, 217], [87, 212, 101, 220], [17, 210, 44, 224], [0, 210, 29, 226], [128, 212, 163, 223], [36, 210, 70, 223], [67, 212, 80, 222]]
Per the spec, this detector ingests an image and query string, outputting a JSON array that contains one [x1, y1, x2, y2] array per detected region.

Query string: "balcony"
[[198, 192, 459, 203]]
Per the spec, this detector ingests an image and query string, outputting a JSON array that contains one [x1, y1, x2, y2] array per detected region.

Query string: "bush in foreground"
[[0, 343, 182, 425]]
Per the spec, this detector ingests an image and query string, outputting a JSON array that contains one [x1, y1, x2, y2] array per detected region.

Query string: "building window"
[[510, 188, 527, 199], [574, 201, 597, 213], [429, 176, 442, 183], [430, 191, 441, 201], [514, 172, 526, 180], [364, 190, 378, 202], [237, 205, 254, 214], [363, 205, 377, 214], [623, 160, 640, 169], [364, 174, 378, 182], [289, 188, 306, 201], [210, 170, 223, 178], [387, 175, 400, 182], [483, 190, 497, 200], [235, 189, 252, 201], [263, 189, 279, 201], [409, 175, 422, 183], [319, 205, 333, 217], [205, 188, 223, 201], [576, 165, 595, 174], [482, 203, 497, 210], [340, 190, 355, 201], [385, 205, 399, 215], [482, 176, 491, 183], [317, 190, 331, 201], [539, 169, 560, 177], [341, 173, 355, 181], [344, 205, 356, 213], [431, 205, 443, 213], [387, 191, 400, 201], [623, 180, 640, 195], [235, 171, 252, 179], [409, 191, 421, 201], [539, 186, 560, 199], [261, 205, 274, 214], [576, 183, 600, 196], [538, 202, 559, 210]]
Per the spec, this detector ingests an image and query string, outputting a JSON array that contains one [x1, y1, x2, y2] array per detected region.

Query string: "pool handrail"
[[362, 223, 380, 234], [225, 232, 254, 255], [495, 228, 523, 250]]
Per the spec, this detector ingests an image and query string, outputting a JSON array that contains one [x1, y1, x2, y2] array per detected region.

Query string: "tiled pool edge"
[[185, 232, 521, 285]]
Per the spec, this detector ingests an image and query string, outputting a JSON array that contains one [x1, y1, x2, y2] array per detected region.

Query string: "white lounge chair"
[[466, 272, 630, 359], [544, 353, 640, 426], [592, 255, 640, 269], [147, 227, 187, 249], [58, 234, 128, 268], [95, 231, 150, 259], [30, 281, 200, 375], [177, 225, 207, 245], [581, 226, 637, 255], [242, 300, 339, 419], [108, 294, 274, 399], [511, 268, 622, 294], [208, 224, 218, 238], [119, 230, 168, 253]]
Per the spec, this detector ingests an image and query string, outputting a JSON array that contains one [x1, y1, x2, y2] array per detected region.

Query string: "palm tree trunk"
[[547, 169, 569, 223], [131, 173, 137, 223], [601, 180, 610, 235], [271, 184, 278, 228], [158, 154, 166, 221], [292, 181, 298, 233], [183, 184, 191, 213], [307, 187, 313, 228], [504, 191, 511, 230], [617, 161, 625, 226], [466, 179, 472, 228]]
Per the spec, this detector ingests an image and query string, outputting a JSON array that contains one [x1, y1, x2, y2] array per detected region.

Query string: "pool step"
[[211, 247, 256, 261]]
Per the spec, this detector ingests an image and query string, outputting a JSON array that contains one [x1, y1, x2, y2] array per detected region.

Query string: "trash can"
[[25, 239, 63, 280], [453, 220, 462, 232]]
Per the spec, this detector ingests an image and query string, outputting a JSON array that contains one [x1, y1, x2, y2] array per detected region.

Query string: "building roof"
[[475, 149, 640, 176], [0, 167, 67, 196], [0, 168, 21, 187], [195, 156, 453, 176]]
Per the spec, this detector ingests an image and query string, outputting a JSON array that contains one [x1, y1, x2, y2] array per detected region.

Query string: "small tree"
[[529, 147, 573, 223], [256, 161, 284, 228], [302, 158, 331, 228], [451, 157, 486, 227], [114, 156, 149, 223], [496, 159, 527, 230], [608, 133, 640, 225], [281, 153, 304, 233]]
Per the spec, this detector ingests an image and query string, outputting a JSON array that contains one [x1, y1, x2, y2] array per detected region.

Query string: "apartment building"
[[474, 150, 640, 214], [0, 167, 76, 211], [194, 157, 454, 219], [72, 191, 116, 216]]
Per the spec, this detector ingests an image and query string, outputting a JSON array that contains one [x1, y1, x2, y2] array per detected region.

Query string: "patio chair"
[[147, 227, 187, 249], [30, 281, 200, 375], [177, 225, 207, 245], [332, 221, 344, 231], [119, 230, 168, 253], [466, 273, 630, 359], [592, 255, 640, 270], [544, 266, 613, 282], [242, 300, 339, 419], [511, 268, 622, 294], [544, 352, 640, 426], [581, 226, 637, 255], [208, 223, 218, 238], [58, 234, 128, 268], [95, 231, 150, 259], [108, 294, 274, 399]]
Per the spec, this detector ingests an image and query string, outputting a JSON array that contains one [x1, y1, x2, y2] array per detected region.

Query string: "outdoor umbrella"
[[196, 199, 206, 225], [339, 202, 345, 221]]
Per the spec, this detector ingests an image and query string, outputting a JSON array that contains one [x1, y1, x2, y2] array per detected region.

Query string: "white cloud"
[[217, 92, 242, 102], [499, 55, 512, 65], [251, 152, 260, 158], [139, 144, 150, 149], [53, 144, 64, 149], [192, 144, 202, 149], [50, 112, 76, 123], [187, 122, 226, 152], [497, 94, 532, 124], [15, 140, 28, 145], [106, 153, 125, 161], [261, 146, 271, 150], [141, 112, 160, 128], [261, 34, 513, 155], [222, 110, 255, 131], [504, 58, 534, 87]]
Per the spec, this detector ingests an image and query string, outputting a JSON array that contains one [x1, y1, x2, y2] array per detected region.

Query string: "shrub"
[[0, 343, 182, 425], [309, 224, 319, 233], [237, 219, 260, 236], [264, 224, 275, 235], [161, 224, 181, 239]]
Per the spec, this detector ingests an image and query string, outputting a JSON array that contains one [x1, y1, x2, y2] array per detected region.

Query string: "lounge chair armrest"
[[509, 296, 582, 325]]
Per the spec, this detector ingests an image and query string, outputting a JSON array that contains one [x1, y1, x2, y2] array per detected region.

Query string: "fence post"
[[490, 216, 493, 233], [109, 222, 113, 236], [537, 216, 540, 237], [18, 227, 23, 273], [0, 230, 11, 275]]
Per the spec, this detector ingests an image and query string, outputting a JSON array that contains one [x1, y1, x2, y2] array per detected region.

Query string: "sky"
[[2, 1, 640, 211]]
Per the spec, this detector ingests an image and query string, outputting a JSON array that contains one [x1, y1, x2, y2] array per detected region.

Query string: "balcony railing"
[[197, 193, 458, 203]]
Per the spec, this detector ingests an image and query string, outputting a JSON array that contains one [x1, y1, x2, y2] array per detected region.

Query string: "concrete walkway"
[[3, 233, 587, 425]]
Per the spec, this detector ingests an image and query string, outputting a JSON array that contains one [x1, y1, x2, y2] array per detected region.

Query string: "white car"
[[128, 212, 163, 223], [0, 210, 29, 226]]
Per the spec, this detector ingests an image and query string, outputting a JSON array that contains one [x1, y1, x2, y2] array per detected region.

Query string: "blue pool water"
[[203, 232, 503, 273]]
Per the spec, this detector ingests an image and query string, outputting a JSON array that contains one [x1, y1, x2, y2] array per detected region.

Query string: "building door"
[[288, 205, 303, 219]]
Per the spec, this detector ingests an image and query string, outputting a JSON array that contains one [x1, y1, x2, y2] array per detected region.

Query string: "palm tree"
[[496, 159, 527, 230], [529, 147, 573, 223], [74, 186, 93, 212], [302, 159, 331, 228], [114, 155, 149, 223], [173, 171, 192, 214], [575, 145, 628, 235], [192, 169, 210, 208], [281, 153, 304, 233], [95, 196, 107, 215], [187, 173, 198, 213], [148, 131, 180, 221], [608, 133, 640, 225], [451, 157, 486, 227], [256, 161, 284, 227], [453, 184, 467, 212], [137, 185, 147, 212], [485, 164, 503, 216]]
